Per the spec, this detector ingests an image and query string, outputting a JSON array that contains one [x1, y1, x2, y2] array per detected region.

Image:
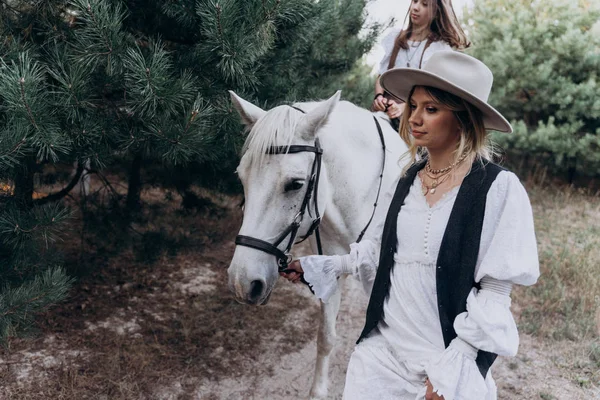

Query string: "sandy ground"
[[1, 237, 598, 400], [199, 274, 600, 400]]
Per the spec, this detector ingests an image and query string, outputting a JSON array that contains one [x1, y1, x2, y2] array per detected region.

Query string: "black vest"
[[357, 159, 504, 378]]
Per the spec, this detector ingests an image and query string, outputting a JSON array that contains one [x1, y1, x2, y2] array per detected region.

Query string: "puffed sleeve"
[[420, 41, 453, 68], [475, 170, 540, 285], [425, 171, 540, 400], [299, 175, 399, 302], [378, 28, 401, 75]]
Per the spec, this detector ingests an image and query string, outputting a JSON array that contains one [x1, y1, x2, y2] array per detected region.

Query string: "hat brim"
[[380, 68, 512, 133]]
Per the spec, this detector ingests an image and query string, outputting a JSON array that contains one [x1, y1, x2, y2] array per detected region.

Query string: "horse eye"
[[284, 180, 305, 192]]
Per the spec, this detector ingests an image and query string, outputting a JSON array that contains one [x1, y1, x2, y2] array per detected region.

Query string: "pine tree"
[[465, 0, 600, 179], [0, 0, 378, 341]]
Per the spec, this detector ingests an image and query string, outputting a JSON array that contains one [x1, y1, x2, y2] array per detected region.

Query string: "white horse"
[[227, 91, 408, 399]]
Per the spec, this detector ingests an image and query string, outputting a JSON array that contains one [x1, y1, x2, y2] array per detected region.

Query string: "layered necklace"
[[421, 152, 469, 196], [405, 40, 424, 67], [405, 30, 429, 67]]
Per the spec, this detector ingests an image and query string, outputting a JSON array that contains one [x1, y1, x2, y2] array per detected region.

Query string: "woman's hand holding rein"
[[279, 259, 304, 283]]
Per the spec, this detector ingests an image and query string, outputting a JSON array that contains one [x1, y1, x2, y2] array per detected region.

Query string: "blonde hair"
[[388, 0, 470, 69], [398, 85, 498, 171]]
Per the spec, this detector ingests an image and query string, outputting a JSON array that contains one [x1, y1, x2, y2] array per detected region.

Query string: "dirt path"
[[1, 236, 598, 400], [199, 274, 599, 400]]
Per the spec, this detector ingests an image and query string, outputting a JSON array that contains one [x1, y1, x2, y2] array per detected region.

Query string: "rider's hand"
[[279, 259, 304, 284], [386, 100, 405, 120], [372, 93, 388, 112]]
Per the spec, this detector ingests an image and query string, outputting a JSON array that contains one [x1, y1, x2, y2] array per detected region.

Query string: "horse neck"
[[311, 104, 404, 254]]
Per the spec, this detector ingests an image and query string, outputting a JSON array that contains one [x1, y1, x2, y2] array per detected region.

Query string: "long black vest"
[[357, 159, 504, 378]]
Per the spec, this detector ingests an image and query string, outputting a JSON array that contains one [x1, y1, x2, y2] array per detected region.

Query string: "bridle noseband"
[[235, 105, 387, 289]]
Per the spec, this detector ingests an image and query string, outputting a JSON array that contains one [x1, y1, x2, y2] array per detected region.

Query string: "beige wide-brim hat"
[[380, 51, 512, 133]]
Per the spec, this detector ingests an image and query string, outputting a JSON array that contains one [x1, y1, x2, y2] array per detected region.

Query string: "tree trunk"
[[13, 155, 37, 210], [126, 151, 143, 211], [78, 159, 91, 196]]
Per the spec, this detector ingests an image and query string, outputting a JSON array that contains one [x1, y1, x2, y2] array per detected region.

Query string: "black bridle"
[[235, 137, 324, 270], [235, 105, 387, 288]]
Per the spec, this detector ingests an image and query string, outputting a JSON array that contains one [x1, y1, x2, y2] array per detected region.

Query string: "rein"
[[235, 105, 387, 290]]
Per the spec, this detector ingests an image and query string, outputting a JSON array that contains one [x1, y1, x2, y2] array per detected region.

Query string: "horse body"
[[228, 91, 408, 399]]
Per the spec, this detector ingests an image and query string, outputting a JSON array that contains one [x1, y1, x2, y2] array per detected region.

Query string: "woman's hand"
[[372, 93, 388, 112], [279, 259, 304, 283], [425, 378, 445, 400], [386, 99, 405, 119]]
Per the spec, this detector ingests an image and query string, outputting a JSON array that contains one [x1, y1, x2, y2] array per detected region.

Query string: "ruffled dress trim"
[[298, 255, 341, 303], [425, 338, 488, 400]]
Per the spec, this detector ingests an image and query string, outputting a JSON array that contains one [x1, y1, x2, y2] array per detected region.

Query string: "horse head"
[[228, 91, 341, 305]]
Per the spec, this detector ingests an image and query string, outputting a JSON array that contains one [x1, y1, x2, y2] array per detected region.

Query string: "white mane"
[[241, 101, 328, 167], [242, 105, 303, 167]]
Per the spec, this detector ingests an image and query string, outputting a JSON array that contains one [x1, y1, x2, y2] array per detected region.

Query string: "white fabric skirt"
[[343, 335, 429, 400], [342, 334, 498, 400]]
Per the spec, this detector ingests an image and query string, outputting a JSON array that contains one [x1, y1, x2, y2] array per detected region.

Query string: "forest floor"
[[0, 177, 599, 400]]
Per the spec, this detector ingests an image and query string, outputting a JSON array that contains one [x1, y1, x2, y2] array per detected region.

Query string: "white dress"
[[378, 28, 453, 74], [299, 170, 540, 400]]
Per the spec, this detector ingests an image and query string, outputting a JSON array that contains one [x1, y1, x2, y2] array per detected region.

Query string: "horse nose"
[[247, 279, 266, 304]]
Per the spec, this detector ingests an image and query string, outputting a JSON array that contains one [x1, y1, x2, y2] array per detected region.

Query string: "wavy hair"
[[398, 86, 498, 172], [387, 0, 470, 69]]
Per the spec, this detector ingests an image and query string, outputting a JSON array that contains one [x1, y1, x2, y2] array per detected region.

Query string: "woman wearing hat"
[[282, 51, 540, 400]]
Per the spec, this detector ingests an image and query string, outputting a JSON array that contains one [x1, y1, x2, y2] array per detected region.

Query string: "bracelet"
[[373, 93, 384, 101]]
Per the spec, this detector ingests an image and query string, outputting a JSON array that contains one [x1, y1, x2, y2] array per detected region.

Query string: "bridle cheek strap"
[[235, 138, 322, 270]]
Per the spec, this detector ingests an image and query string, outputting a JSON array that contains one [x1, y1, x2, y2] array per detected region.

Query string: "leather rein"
[[235, 106, 387, 288]]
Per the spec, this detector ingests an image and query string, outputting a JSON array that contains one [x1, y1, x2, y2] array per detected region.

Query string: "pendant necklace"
[[421, 153, 470, 196], [421, 171, 451, 196], [405, 40, 424, 67]]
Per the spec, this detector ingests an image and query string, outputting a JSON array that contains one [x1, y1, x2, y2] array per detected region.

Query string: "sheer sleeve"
[[378, 28, 401, 75], [425, 170, 540, 400], [299, 175, 398, 302]]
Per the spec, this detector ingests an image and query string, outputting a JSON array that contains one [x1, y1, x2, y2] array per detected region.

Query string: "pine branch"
[[19, 76, 39, 129], [33, 161, 84, 206], [0, 202, 73, 254], [0, 136, 28, 170], [0, 267, 73, 343]]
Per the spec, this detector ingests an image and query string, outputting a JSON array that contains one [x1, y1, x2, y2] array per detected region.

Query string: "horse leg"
[[309, 277, 344, 399]]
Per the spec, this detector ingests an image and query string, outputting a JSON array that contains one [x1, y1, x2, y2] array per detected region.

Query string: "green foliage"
[[0, 52, 70, 164], [0, 200, 74, 344], [465, 0, 600, 177], [0, 0, 379, 341], [0, 267, 73, 343]]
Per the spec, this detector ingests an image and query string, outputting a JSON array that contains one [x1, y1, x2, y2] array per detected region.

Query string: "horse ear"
[[229, 91, 267, 130], [297, 91, 341, 141]]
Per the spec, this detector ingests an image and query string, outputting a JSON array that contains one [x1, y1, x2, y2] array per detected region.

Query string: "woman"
[[373, 0, 470, 125], [282, 51, 539, 400]]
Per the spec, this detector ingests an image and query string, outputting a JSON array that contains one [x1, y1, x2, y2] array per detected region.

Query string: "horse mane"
[[241, 103, 308, 167], [241, 99, 369, 167]]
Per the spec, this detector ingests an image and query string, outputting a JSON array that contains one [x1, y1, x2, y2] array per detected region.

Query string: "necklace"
[[421, 153, 469, 195], [405, 40, 424, 67], [421, 171, 451, 196], [425, 152, 469, 175]]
